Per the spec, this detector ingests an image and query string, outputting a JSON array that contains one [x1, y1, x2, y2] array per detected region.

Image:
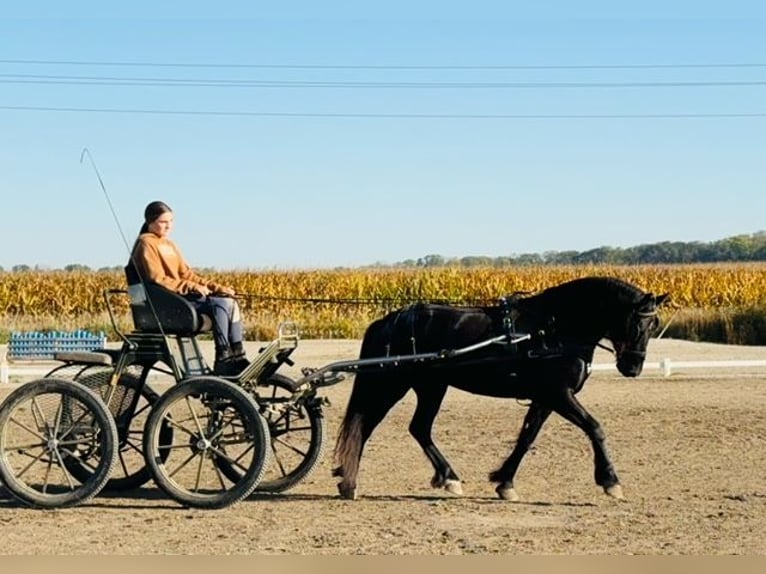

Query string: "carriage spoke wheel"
[[142, 377, 270, 509], [216, 373, 325, 493], [0, 378, 118, 508], [45, 362, 174, 492], [108, 384, 173, 490]]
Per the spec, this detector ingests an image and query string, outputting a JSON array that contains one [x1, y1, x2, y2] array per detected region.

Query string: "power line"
[[2, 104, 765, 119], [2, 73, 766, 89], [2, 58, 766, 70]]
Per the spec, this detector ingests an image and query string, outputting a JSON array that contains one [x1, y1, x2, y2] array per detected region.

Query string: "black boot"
[[213, 346, 235, 375], [231, 342, 246, 358], [230, 341, 250, 372]]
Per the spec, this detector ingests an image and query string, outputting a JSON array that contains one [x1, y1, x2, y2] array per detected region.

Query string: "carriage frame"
[[0, 284, 529, 509]]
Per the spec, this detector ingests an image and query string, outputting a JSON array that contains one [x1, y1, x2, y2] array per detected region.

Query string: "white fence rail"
[[2, 357, 765, 384], [591, 359, 766, 376]]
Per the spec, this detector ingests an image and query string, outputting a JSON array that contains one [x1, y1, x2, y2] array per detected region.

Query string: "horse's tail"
[[332, 311, 402, 480], [331, 390, 365, 480]]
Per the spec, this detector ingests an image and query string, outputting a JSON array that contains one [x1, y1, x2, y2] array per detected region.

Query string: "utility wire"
[[3, 58, 766, 70], [2, 104, 765, 119], [2, 74, 766, 89]]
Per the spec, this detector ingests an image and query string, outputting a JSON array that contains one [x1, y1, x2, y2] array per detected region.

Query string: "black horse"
[[332, 276, 669, 501]]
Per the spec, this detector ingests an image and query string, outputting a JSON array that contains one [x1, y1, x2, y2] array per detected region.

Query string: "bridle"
[[600, 308, 660, 360]]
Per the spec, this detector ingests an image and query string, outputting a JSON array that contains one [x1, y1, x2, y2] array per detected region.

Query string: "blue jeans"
[[185, 294, 244, 351]]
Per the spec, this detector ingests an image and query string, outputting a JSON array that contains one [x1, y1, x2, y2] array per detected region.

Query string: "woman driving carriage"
[[127, 200, 249, 376]]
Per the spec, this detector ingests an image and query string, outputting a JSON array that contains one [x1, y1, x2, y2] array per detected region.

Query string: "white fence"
[[2, 356, 765, 384], [591, 358, 766, 376]]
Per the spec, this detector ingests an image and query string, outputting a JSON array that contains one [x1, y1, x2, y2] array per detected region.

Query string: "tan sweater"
[[131, 232, 226, 295]]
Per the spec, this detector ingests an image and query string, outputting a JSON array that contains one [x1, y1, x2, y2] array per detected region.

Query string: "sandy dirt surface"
[[1, 338, 765, 555]]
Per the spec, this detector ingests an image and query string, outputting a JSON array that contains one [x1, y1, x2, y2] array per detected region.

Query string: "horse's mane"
[[390, 277, 647, 326], [531, 276, 645, 307]]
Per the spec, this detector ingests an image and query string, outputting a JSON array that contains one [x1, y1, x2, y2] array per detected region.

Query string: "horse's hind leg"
[[489, 402, 552, 501], [410, 383, 462, 495], [334, 375, 411, 500]]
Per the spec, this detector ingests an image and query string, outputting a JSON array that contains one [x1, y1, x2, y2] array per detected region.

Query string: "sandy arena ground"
[[1, 338, 765, 555]]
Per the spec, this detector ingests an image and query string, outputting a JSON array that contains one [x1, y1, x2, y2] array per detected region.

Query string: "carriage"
[[0, 276, 668, 509]]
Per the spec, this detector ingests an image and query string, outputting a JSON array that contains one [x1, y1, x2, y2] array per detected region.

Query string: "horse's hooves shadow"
[[502, 499, 599, 508], [337, 494, 600, 508], [241, 492, 473, 503], [264, 492, 599, 507]]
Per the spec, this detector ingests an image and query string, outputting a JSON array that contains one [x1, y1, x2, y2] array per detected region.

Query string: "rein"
[[597, 307, 662, 357], [596, 342, 616, 355], [235, 291, 666, 363], [235, 293, 408, 306], [233, 292, 499, 308]]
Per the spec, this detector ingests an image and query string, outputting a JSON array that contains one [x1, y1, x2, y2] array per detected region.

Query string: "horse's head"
[[609, 291, 670, 377], [502, 277, 670, 377]]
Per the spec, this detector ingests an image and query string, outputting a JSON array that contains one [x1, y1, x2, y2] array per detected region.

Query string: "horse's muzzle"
[[616, 349, 646, 377]]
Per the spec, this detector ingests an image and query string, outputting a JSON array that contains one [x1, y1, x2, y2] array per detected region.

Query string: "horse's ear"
[[655, 293, 670, 307]]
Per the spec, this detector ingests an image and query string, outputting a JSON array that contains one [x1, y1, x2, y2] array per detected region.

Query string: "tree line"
[[2, 231, 766, 272], [386, 231, 766, 268]]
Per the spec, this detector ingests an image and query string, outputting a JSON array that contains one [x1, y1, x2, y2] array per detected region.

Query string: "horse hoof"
[[337, 484, 357, 500], [444, 479, 463, 496], [604, 484, 625, 500], [496, 486, 520, 502]]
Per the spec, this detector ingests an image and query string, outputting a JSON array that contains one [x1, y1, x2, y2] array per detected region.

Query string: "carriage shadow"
[[247, 491, 600, 508], [0, 483, 183, 510], [1, 484, 597, 510]]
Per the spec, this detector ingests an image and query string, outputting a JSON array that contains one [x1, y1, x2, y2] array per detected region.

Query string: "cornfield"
[[1, 263, 765, 342]]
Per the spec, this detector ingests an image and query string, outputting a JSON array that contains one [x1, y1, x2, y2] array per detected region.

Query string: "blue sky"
[[1, 1, 765, 270]]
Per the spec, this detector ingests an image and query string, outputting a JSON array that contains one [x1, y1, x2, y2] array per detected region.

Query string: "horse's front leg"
[[553, 388, 624, 499], [489, 402, 552, 501], [411, 383, 462, 495]]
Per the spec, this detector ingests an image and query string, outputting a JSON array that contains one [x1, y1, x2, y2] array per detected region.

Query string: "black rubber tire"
[[142, 376, 270, 509], [48, 363, 174, 492], [223, 373, 325, 493], [0, 378, 118, 508]]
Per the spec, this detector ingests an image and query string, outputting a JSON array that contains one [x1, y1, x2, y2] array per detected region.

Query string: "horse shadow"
[[0, 483, 598, 509]]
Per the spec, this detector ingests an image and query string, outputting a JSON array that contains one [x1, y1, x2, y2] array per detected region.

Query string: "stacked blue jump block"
[[8, 330, 107, 360]]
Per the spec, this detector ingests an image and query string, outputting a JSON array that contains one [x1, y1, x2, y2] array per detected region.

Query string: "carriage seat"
[[124, 259, 212, 335], [127, 280, 213, 336]]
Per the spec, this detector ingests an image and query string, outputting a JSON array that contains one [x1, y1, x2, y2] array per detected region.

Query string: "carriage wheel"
[[142, 376, 270, 509], [105, 383, 173, 491], [0, 378, 118, 508], [255, 374, 326, 493], [46, 362, 174, 492], [216, 373, 325, 493]]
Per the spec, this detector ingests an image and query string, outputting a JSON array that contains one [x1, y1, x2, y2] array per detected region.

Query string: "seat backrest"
[[125, 262, 205, 335]]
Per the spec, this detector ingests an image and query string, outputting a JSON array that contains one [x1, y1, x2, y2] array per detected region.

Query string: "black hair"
[[139, 200, 173, 234]]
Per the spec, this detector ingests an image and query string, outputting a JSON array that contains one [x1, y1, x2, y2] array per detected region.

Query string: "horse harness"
[[383, 296, 591, 366]]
